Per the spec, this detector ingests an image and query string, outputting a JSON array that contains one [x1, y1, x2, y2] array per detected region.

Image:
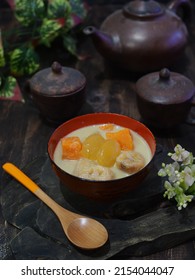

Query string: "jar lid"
[[30, 61, 86, 96], [136, 68, 195, 104], [123, 0, 163, 18]]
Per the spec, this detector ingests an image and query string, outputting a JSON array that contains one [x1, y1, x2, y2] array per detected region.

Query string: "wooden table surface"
[[0, 3, 195, 260]]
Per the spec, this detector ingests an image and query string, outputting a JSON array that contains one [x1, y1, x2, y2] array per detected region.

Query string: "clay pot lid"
[[136, 68, 195, 104], [123, 0, 163, 18], [30, 61, 86, 96]]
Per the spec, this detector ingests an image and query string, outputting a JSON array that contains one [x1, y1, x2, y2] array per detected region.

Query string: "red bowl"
[[48, 113, 156, 201]]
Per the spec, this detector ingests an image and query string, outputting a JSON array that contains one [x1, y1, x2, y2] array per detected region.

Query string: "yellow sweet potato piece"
[[99, 123, 115, 131], [106, 128, 134, 150], [61, 136, 82, 159]]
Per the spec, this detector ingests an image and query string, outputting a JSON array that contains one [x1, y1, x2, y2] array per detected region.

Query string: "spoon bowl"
[[66, 217, 108, 249], [2, 162, 108, 250]]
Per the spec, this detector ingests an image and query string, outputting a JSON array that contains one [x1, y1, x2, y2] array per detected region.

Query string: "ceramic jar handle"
[[159, 68, 170, 80], [51, 61, 62, 74]]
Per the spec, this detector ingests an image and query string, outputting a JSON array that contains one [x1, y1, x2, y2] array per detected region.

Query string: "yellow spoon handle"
[[2, 162, 39, 193], [2, 162, 81, 224], [2, 162, 63, 214]]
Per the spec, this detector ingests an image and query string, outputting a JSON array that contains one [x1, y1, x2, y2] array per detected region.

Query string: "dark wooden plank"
[[1, 155, 195, 260]]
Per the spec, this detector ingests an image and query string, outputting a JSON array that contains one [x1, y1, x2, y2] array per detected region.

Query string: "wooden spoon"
[[2, 162, 108, 250]]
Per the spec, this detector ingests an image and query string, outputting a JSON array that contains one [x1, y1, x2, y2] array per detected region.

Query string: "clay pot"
[[83, 0, 191, 72], [29, 61, 86, 123], [136, 68, 195, 128]]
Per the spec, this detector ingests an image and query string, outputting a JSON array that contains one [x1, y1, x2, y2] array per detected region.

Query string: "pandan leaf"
[[15, 0, 45, 26], [39, 18, 64, 47], [47, 0, 71, 19], [0, 30, 5, 67], [9, 46, 40, 76], [0, 76, 24, 102]]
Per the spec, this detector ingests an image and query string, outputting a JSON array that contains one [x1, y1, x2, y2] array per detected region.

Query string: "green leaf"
[[9, 46, 40, 76], [15, 0, 45, 26], [0, 50, 5, 67], [69, 0, 88, 20], [0, 76, 16, 99], [63, 35, 77, 56], [0, 76, 24, 101], [39, 18, 63, 47], [0, 31, 5, 67], [47, 0, 71, 19]]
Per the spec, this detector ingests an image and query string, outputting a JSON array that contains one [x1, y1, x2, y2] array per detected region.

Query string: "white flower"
[[170, 144, 193, 165], [158, 162, 180, 183], [164, 181, 176, 199], [181, 167, 195, 187], [158, 144, 195, 210]]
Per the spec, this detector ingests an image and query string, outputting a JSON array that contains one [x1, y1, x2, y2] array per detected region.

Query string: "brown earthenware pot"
[[136, 68, 195, 128], [29, 61, 86, 123], [83, 0, 191, 72]]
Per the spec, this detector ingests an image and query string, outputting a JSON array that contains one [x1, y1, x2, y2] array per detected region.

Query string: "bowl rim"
[[47, 112, 156, 183]]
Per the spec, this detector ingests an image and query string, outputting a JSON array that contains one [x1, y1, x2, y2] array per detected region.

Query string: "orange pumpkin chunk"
[[106, 128, 134, 150], [99, 123, 115, 131], [61, 136, 82, 159]]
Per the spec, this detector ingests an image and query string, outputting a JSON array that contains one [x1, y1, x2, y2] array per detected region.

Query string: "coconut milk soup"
[[53, 124, 152, 180]]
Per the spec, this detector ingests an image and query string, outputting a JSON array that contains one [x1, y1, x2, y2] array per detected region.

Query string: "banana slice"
[[116, 151, 145, 174], [74, 158, 115, 181]]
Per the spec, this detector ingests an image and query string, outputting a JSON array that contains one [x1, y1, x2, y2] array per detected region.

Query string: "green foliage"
[[9, 46, 40, 76], [0, 31, 5, 67], [15, 0, 46, 26], [39, 18, 63, 47], [70, 0, 87, 18], [0, 0, 88, 99], [63, 35, 77, 55], [0, 76, 16, 98], [0, 0, 87, 75], [47, 0, 71, 19], [0, 47, 5, 68]]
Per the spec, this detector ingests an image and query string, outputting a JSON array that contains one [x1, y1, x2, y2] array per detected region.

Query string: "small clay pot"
[[29, 61, 86, 123], [136, 68, 195, 128]]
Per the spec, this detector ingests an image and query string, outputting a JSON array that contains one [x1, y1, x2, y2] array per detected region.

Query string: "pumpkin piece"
[[106, 128, 134, 150], [61, 136, 82, 159], [99, 123, 115, 131]]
